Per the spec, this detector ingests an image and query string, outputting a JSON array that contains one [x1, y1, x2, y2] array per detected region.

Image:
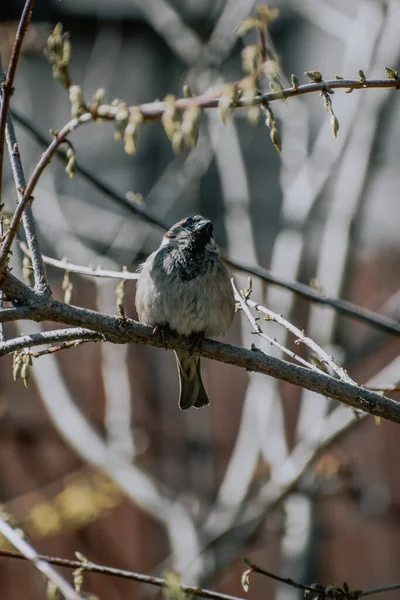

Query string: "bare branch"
[[29, 338, 99, 357], [100, 77, 400, 120], [11, 108, 167, 229], [0, 113, 92, 280], [0, 549, 244, 600], [242, 557, 319, 596], [361, 584, 400, 598], [233, 279, 322, 373], [20, 242, 138, 280], [0, 0, 36, 201], [0, 328, 104, 355], [0, 272, 399, 423], [3, 546, 400, 600], [246, 297, 355, 384], [242, 556, 400, 599], [226, 257, 400, 337], [0, 516, 84, 600], [3, 105, 50, 294]]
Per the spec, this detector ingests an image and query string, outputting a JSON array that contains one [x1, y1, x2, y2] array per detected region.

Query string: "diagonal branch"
[[3, 107, 50, 294], [0, 0, 36, 201], [0, 516, 83, 600], [0, 272, 399, 424], [11, 108, 167, 230], [246, 297, 355, 383], [226, 257, 400, 337], [0, 113, 92, 280], [233, 279, 323, 373]]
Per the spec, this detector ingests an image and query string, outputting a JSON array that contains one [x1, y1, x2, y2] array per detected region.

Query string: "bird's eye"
[[185, 217, 194, 228]]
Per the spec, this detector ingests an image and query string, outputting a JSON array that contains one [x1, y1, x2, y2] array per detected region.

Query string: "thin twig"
[[0, 113, 92, 280], [247, 298, 355, 384], [3, 104, 50, 295], [20, 242, 139, 280], [225, 257, 400, 337], [243, 557, 400, 599], [232, 279, 323, 373], [0, 0, 36, 201], [98, 78, 400, 121], [361, 584, 400, 597], [29, 338, 99, 357], [0, 549, 244, 600], [0, 328, 104, 355], [243, 558, 319, 595], [0, 517, 83, 600], [2, 535, 400, 599], [10, 107, 168, 230]]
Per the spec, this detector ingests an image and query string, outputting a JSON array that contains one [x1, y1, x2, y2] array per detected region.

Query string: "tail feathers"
[[174, 351, 210, 410]]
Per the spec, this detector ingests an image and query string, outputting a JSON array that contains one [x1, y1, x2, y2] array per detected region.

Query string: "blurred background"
[[1, 0, 400, 598]]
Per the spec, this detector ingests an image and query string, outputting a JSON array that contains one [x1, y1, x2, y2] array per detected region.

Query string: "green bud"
[[270, 127, 282, 152], [219, 84, 235, 123], [385, 66, 399, 79], [330, 114, 339, 138], [305, 70, 323, 83]]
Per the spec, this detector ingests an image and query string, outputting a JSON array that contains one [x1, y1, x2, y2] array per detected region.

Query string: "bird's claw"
[[188, 331, 205, 356], [153, 324, 170, 350]]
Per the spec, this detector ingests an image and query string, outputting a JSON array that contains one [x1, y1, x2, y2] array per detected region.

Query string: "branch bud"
[[305, 70, 323, 83]]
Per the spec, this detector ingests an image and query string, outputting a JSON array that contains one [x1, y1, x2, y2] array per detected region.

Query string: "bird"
[[135, 215, 235, 410]]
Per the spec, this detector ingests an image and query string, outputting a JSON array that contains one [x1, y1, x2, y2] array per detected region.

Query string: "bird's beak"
[[195, 219, 213, 238]]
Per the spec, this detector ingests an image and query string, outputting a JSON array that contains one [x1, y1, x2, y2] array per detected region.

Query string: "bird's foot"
[[153, 324, 171, 350], [188, 331, 205, 356]]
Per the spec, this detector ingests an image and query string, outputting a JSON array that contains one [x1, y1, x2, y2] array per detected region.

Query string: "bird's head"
[[162, 215, 217, 254]]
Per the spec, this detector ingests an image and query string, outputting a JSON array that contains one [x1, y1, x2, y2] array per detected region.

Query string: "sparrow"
[[135, 215, 235, 410]]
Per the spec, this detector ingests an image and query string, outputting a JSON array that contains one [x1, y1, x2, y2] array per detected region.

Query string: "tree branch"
[[225, 257, 400, 337], [242, 556, 400, 599], [246, 295, 355, 383], [99, 77, 400, 121], [0, 549, 244, 600], [0, 327, 104, 355], [10, 107, 170, 231], [0, 0, 36, 201], [233, 278, 324, 373], [0, 517, 83, 600], [0, 272, 399, 424], [0, 114, 92, 280], [20, 242, 139, 280], [3, 105, 50, 294]]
